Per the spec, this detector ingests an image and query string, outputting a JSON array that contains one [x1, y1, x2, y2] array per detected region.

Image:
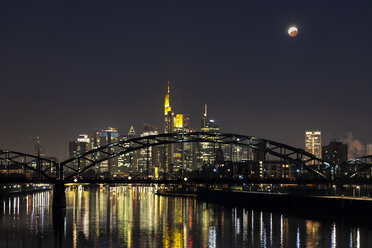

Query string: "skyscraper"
[[164, 82, 173, 134], [162, 82, 192, 174], [34, 137, 46, 158], [164, 82, 174, 172], [68, 134, 91, 176], [69, 134, 90, 159], [91, 127, 119, 176], [117, 126, 136, 174], [136, 124, 159, 172], [199, 104, 220, 166], [305, 131, 322, 158]]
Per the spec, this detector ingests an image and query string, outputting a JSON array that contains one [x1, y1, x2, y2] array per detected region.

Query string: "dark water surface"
[[1, 186, 371, 247]]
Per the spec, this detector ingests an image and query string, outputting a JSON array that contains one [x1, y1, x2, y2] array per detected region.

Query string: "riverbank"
[[0, 184, 52, 197], [197, 189, 372, 221]]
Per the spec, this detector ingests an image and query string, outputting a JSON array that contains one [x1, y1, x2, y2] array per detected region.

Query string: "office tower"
[[173, 114, 192, 173], [116, 126, 137, 174], [136, 124, 158, 172], [366, 144, 372, 156], [91, 127, 119, 176], [35, 137, 46, 157], [199, 104, 220, 166], [69, 134, 90, 159], [164, 82, 173, 133], [164, 82, 174, 172], [162, 82, 192, 174], [69, 134, 90, 171], [322, 140, 348, 165], [305, 131, 322, 158]]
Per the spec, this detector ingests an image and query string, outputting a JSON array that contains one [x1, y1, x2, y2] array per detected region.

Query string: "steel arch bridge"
[[60, 132, 333, 180], [0, 149, 58, 182], [337, 155, 372, 180], [1, 133, 372, 183]]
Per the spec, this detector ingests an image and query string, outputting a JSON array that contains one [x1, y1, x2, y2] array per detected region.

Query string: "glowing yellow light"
[[174, 114, 183, 128], [164, 81, 172, 115], [154, 166, 159, 180]]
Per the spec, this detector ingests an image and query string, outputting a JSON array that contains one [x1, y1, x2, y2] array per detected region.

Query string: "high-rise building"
[[117, 126, 136, 174], [69, 134, 90, 158], [366, 144, 372, 156], [162, 82, 192, 173], [164, 82, 174, 171], [35, 137, 46, 157], [164, 82, 173, 134], [199, 104, 220, 166], [305, 131, 322, 158], [173, 114, 192, 173], [117, 135, 130, 173], [68, 134, 90, 176], [91, 127, 119, 176], [322, 140, 348, 165], [136, 124, 159, 172]]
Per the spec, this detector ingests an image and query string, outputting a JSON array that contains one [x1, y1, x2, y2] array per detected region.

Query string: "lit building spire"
[[128, 125, 136, 137], [204, 104, 207, 117], [164, 81, 171, 115]]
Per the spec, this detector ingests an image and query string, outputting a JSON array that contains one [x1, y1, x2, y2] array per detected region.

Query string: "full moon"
[[288, 26, 298, 37]]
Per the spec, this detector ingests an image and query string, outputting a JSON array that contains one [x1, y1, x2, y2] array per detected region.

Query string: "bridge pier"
[[53, 180, 66, 209]]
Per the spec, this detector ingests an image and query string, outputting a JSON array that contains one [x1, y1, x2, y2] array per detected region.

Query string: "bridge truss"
[[0, 149, 58, 181], [1, 133, 371, 183], [61, 132, 332, 180]]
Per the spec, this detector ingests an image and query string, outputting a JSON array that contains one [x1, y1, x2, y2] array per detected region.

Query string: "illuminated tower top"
[[164, 81, 172, 115]]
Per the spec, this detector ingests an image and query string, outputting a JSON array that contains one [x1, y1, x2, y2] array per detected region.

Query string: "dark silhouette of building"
[[322, 140, 348, 165]]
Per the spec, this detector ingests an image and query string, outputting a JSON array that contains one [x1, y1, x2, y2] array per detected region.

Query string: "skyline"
[[1, 1, 371, 160], [5, 82, 370, 161]]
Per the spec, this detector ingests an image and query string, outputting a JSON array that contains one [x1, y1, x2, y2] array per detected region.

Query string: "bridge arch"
[[0, 149, 58, 182], [61, 132, 332, 180]]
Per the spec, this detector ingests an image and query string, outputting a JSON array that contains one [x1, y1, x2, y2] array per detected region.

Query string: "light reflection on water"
[[0, 186, 372, 247]]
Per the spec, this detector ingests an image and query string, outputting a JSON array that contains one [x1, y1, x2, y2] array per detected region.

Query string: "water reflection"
[[1, 186, 372, 247]]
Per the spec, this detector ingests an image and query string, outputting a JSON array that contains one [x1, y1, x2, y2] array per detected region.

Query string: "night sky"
[[1, 1, 371, 160]]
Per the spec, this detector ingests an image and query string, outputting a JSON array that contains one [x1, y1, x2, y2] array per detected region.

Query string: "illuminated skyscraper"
[[305, 131, 322, 158], [69, 134, 90, 169], [136, 124, 159, 172], [199, 104, 220, 166], [91, 127, 119, 176], [164, 82, 174, 171], [162, 82, 192, 174], [117, 126, 136, 173], [164, 82, 173, 133]]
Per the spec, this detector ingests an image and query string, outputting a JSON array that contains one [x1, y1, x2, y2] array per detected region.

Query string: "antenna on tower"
[[204, 104, 207, 117]]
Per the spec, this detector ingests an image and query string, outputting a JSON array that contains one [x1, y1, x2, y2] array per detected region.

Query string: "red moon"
[[288, 26, 298, 37]]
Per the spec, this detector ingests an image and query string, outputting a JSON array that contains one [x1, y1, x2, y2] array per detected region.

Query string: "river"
[[0, 186, 371, 247]]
